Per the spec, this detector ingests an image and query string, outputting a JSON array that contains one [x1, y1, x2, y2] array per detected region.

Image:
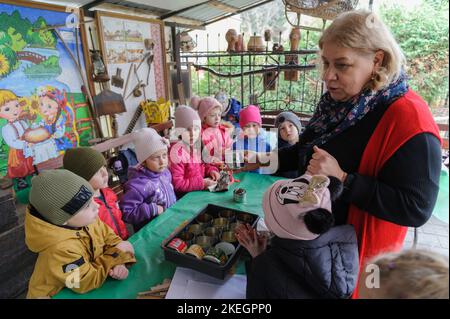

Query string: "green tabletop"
[[54, 172, 283, 299]]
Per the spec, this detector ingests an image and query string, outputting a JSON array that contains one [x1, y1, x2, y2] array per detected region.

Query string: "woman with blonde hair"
[[359, 249, 449, 299], [243, 10, 442, 297]]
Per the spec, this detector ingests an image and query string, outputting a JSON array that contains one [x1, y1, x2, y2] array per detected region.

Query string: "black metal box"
[[162, 204, 259, 279]]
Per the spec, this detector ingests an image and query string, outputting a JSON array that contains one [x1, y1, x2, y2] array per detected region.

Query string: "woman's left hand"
[[307, 146, 346, 181]]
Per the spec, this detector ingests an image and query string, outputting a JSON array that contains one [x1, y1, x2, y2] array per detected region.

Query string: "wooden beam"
[[207, 0, 238, 13], [165, 21, 206, 31], [165, 16, 204, 26]]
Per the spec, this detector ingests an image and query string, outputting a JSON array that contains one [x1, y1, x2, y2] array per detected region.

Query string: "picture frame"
[[95, 11, 168, 135], [0, 0, 96, 178]]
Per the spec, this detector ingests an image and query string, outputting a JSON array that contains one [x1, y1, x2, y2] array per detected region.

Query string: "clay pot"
[[247, 35, 265, 52], [264, 29, 272, 42], [225, 29, 238, 52], [289, 27, 301, 51], [180, 31, 196, 52], [285, 27, 301, 81], [235, 34, 245, 52], [264, 69, 277, 91]]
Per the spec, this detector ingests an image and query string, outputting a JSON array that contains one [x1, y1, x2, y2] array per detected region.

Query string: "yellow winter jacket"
[[25, 207, 136, 298]]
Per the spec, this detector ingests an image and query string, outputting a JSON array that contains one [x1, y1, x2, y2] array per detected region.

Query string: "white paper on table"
[[166, 267, 247, 299]]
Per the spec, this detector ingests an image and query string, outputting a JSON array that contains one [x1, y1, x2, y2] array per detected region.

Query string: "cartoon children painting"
[[0, 89, 35, 178], [35, 86, 79, 152]]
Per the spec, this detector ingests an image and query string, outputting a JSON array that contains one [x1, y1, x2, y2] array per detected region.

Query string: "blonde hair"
[[319, 10, 406, 91], [0, 89, 18, 107], [368, 249, 449, 299]]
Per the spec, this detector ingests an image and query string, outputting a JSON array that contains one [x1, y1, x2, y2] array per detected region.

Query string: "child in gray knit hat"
[[25, 169, 136, 298], [274, 111, 302, 149], [274, 112, 303, 178]]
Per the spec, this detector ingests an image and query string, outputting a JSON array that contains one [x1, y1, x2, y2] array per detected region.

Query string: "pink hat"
[[191, 96, 222, 120], [262, 174, 332, 240], [133, 127, 169, 163], [174, 105, 201, 129], [239, 105, 262, 128]]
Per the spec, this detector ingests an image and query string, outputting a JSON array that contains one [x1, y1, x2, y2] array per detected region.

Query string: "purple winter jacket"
[[119, 165, 177, 232]]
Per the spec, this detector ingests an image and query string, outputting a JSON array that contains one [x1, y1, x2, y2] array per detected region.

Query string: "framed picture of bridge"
[[96, 11, 168, 136], [0, 0, 95, 179]]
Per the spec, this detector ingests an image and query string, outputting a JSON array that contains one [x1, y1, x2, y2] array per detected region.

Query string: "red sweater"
[[348, 89, 441, 297], [95, 188, 129, 240]]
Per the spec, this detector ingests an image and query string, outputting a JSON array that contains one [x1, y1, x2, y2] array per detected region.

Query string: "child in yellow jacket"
[[25, 169, 136, 298]]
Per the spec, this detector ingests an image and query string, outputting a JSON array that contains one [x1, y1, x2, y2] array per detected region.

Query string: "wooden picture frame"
[[95, 11, 168, 135], [0, 0, 96, 178]]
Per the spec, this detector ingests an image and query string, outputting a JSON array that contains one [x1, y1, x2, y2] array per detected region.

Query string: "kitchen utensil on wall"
[[112, 68, 124, 88]]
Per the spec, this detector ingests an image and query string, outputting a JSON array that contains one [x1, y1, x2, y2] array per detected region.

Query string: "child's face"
[[0, 99, 22, 122], [65, 198, 99, 227], [243, 122, 260, 138], [145, 149, 168, 173], [181, 125, 201, 145], [39, 96, 59, 121], [279, 121, 299, 144], [204, 106, 222, 128], [89, 166, 109, 191]]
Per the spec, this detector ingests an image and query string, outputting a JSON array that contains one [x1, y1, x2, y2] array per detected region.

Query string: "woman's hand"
[[307, 146, 346, 181], [235, 223, 267, 258], [109, 264, 129, 280]]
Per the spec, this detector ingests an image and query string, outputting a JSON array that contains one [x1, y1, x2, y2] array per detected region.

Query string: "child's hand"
[[116, 241, 135, 254], [235, 223, 267, 258], [203, 178, 216, 189], [210, 170, 221, 181], [109, 264, 129, 280], [157, 205, 165, 215]]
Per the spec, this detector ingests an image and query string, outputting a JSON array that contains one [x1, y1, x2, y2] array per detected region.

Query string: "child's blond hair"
[[367, 249, 449, 299], [0, 89, 18, 107]]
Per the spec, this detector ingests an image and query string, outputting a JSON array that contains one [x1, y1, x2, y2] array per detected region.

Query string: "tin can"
[[195, 235, 213, 251], [221, 231, 237, 243], [233, 188, 247, 203], [186, 244, 205, 259], [204, 227, 220, 244], [219, 210, 236, 222], [203, 247, 228, 264], [167, 238, 188, 253], [188, 224, 203, 236], [236, 212, 253, 224], [178, 231, 195, 245], [195, 213, 213, 228], [213, 217, 229, 232]]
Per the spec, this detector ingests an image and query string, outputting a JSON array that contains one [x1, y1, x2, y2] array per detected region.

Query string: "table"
[[54, 172, 283, 299]]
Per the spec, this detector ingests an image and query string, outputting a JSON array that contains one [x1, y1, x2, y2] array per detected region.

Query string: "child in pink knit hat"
[[233, 105, 272, 173], [169, 105, 220, 197], [120, 128, 177, 232], [235, 174, 359, 299], [190, 96, 233, 164]]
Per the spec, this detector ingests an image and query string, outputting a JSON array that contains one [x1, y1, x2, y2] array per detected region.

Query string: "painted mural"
[[0, 2, 94, 178]]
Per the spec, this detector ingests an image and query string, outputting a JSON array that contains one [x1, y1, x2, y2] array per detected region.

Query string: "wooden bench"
[[36, 120, 173, 197], [438, 123, 449, 151]]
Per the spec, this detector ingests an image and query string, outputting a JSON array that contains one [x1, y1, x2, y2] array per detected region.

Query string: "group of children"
[[23, 95, 448, 299]]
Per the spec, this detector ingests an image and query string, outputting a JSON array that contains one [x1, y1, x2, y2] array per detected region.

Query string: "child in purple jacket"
[[120, 128, 177, 232]]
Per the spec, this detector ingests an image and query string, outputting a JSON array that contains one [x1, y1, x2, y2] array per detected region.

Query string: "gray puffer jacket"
[[246, 224, 359, 299]]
